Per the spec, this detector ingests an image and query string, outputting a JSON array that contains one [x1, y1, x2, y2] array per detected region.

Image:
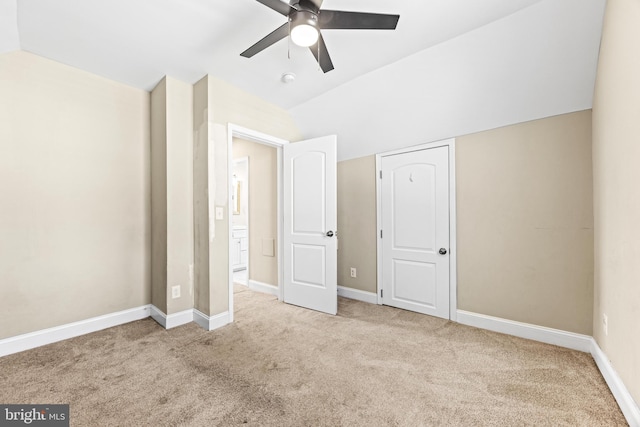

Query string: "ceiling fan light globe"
[[291, 24, 319, 47]]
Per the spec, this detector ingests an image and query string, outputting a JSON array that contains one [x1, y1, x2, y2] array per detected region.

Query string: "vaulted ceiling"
[[1, 0, 606, 160]]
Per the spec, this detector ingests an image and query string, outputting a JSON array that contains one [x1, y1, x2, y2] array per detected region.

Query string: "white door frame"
[[227, 124, 289, 323], [375, 138, 458, 321]]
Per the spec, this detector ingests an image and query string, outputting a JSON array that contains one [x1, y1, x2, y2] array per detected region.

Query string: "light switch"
[[215, 207, 224, 220]]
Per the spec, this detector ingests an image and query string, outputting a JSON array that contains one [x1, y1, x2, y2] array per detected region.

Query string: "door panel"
[[292, 152, 326, 233], [393, 164, 436, 251], [284, 136, 337, 315], [292, 244, 326, 287], [381, 146, 449, 318], [393, 259, 436, 307]]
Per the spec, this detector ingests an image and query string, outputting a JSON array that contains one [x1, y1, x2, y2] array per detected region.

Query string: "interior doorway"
[[227, 125, 339, 320], [227, 125, 288, 323], [231, 140, 279, 295]]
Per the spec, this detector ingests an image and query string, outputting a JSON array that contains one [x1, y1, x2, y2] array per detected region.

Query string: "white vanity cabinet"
[[231, 227, 248, 271]]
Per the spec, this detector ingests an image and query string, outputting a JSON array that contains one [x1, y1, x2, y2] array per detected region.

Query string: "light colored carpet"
[[0, 286, 627, 426]]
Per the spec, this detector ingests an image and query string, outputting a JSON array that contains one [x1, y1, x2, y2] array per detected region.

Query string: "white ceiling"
[[3, 0, 606, 160], [291, 0, 607, 160]]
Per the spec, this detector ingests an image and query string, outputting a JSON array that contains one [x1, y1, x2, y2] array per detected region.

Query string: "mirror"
[[232, 174, 241, 215]]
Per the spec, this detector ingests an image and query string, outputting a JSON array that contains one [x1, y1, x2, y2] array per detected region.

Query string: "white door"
[[381, 146, 450, 319], [283, 135, 337, 315]]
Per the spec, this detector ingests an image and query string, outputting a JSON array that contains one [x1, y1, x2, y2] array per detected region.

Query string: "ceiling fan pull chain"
[[288, 20, 291, 60]]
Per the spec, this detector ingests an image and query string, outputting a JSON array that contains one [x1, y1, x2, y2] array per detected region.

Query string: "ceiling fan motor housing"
[[289, 10, 318, 28], [292, 0, 321, 14]]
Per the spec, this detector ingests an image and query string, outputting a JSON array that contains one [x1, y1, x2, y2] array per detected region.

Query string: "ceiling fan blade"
[[255, 0, 296, 16], [319, 10, 399, 30], [309, 32, 334, 73], [240, 22, 289, 58]]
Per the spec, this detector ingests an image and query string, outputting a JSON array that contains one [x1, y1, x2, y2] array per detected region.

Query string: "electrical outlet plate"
[[350, 267, 357, 278], [172, 286, 180, 299], [603, 314, 608, 335]]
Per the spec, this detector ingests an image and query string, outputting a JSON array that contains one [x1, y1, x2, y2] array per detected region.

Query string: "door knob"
[[439, 248, 447, 255], [326, 231, 334, 237]]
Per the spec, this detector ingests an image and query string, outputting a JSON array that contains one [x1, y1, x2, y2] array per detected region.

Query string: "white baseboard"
[[149, 305, 167, 328], [590, 339, 640, 427], [456, 310, 639, 426], [1, 305, 233, 358], [149, 306, 194, 329], [337, 286, 378, 304], [456, 310, 592, 352], [167, 309, 194, 329], [248, 279, 279, 296], [153, 306, 230, 332], [0, 305, 151, 357], [193, 309, 230, 331]]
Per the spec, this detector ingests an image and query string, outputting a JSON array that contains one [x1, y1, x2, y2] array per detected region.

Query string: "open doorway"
[[226, 125, 339, 320], [231, 141, 279, 294], [227, 125, 288, 323]]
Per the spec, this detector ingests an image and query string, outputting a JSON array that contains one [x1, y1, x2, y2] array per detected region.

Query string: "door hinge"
[[379, 170, 382, 179], [380, 230, 383, 238], [380, 289, 383, 298]]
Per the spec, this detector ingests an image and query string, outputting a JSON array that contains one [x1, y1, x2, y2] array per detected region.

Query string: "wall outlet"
[[172, 286, 181, 299], [350, 267, 357, 278], [603, 313, 608, 336]]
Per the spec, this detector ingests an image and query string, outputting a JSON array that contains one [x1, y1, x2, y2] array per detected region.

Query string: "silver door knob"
[[439, 248, 447, 255], [326, 231, 334, 237]]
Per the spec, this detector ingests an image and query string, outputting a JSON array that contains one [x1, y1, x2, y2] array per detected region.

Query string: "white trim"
[[276, 145, 284, 303], [193, 309, 231, 331], [337, 286, 378, 304], [0, 305, 151, 357], [590, 339, 640, 427], [456, 310, 640, 426], [375, 138, 458, 320], [448, 140, 458, 322], [248, 279, 279, 296], [166, 309, 193, 329], [456, 310, 592, 352], [227, 124, 289, 323], [228, 124, 290, 148], [149, 307, 196, 329], [149, 305, 167, 328], [375, 153, 382, 305]]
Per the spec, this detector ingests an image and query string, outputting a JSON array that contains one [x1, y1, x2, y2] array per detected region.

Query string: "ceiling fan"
[[240, 0, 400, 73]]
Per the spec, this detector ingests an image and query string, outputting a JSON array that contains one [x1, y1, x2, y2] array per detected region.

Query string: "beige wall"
[[233, 138, 278, 286], [457, 110, 594, 335], [337, 156, 378, 292], [193, 76, 211, 315], [151, 78, 168, 313], [337, 111, 594, 335], [151, 76, 194, 315], [165, 77, 194, 314], [193, 75, 301, 316], [592, 0, 640, 405], [0, 51, 150, 339]]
